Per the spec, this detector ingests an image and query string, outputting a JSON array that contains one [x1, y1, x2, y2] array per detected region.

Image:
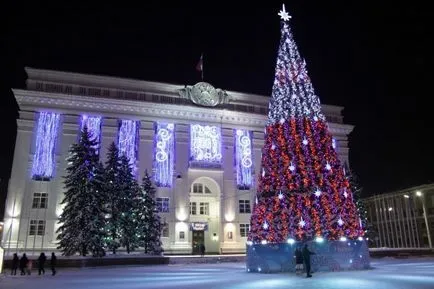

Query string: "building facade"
[[364, 184, 434, 249], [1, 67, 353, 255]]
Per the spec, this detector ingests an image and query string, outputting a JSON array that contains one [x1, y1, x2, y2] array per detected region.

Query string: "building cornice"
[[24, 67, 344, 115], [13, 89, 353, 135]]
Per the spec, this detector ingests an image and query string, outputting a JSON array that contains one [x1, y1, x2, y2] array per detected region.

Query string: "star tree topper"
[[278, 4, 292, 21]]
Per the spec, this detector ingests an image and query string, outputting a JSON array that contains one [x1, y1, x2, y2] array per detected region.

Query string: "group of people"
[[294, 244, 315, 278], [10, 252, 57, 276]]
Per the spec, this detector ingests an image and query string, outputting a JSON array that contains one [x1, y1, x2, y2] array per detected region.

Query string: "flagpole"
[[201, 53, 204, 81]]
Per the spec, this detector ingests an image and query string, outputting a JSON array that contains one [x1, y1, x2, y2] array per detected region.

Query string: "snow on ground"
[[1, 257, 434, 289]]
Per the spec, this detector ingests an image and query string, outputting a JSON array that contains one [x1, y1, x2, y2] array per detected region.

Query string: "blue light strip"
[[80, 115, 102, 154], [190, 124, 222, 166], [31, 112, 61, 180], [153, 123, 175, 187], [235, 129, 253, 189], [118, 120, 140, 175]]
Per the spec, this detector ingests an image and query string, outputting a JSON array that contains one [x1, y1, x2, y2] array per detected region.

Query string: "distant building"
[[1, 67, 353, 255], [364, 184, 434, 249]]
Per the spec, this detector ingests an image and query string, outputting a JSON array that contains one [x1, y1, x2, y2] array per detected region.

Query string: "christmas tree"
[[140, 170, 163, 255], [57, 126, 106, 256], [117, 155, 141, 253], [248, 5, 364, 244], [103, 142, 122, 254]]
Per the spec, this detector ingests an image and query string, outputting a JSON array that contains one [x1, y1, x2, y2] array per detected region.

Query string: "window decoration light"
[[153, 123, 175, 187], [235, 129, 253, 189], [80, 115, 102, 154], [31, 112, 61, 180], [190, 124, 222, 167], [118, 120, 140, 175]]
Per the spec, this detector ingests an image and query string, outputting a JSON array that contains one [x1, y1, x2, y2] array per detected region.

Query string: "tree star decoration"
[[278, 4, 292, 21]]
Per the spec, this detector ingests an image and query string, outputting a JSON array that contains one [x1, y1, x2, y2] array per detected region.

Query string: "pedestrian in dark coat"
[[19, 254, 28, 275], [302, 244, 315, 278], [50, 252, 57, 276], [294, 247, 304, 275], [38, 253, 47, 275], [11, 253, 19, 275], [200, 243, 205, 257]]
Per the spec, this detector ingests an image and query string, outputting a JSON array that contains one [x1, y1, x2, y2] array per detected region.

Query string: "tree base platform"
[[246, 239, 370, 273]]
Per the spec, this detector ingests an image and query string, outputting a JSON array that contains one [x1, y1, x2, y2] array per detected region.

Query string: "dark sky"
[[1, 1, 431, 200]]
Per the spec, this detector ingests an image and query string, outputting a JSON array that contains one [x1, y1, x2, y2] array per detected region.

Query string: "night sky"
[[1, 2, 431, 205]]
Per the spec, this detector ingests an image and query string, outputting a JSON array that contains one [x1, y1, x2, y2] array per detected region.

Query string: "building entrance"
[[192, 230, 205, 255]]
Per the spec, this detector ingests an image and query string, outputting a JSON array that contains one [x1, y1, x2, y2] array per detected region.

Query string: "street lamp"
[[416, 191, 432, 249]]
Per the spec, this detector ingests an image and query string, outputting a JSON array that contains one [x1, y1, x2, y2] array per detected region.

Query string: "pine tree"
[[103, 142, 122, 254], [117, 155, 141, 253], [248, 6, 364, 244], [140, 170, 163, 255], [57, 126, 106, 256]]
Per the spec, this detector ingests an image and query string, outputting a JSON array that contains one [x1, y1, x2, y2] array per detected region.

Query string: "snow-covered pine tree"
[[118, 155, 141, 253], [57, 126, 106, 256], [140, 170, 163, 255], [103, 142, 122, 254]]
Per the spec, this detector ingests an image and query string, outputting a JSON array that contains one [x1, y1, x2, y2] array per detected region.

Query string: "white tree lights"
[[80, 115, 102, 154], [235, 129, 253, 189], [154, 123, 175, 187], [190, 124, 222, 166]]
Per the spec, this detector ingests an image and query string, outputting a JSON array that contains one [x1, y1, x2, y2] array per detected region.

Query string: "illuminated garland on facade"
[[31, 112, 61, 180], [235, 129, 253, 189], [118, 120, 140, 175], [190, 124, 222, 167], [80, 115, 102, 154], [154, 122, 175, 187]]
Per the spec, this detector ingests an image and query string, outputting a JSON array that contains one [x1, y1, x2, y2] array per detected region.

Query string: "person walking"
[[294, 247, 304, 275], [19, 253, 28, 275], [38, 253, 47, 275], [200, 243, 206, 257], [26, 258, 33, 275], [302, 244, 315, 278], [11, 253, 19, 275], [50, 252, 57, 276]]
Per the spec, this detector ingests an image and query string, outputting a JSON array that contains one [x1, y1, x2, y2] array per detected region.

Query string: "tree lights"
[[235, 129, 253, 189], [190, 124, 222, 166], [118, 120, 140, 175], [80, 115, 102, 154], [154, 123, 175, 187], [31, 112, 61, 180], [247, 6, 363, 245]]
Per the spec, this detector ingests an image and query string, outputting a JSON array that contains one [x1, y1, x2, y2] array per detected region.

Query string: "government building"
[[1, 67, 353, 255]]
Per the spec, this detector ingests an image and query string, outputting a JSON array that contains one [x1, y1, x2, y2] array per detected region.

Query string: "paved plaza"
[[1, 257, 434, 289]]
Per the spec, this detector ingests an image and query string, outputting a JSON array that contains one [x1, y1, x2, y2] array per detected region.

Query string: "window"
[[190, 202, 197, 215], [240, 224, 250, 237], [199, 202, 209, 215], [32, 193, 48, 209], [193, 183, 203, 193], [192, 183, 212, 194], [239, 200, 251, 214], [29, 220, 45, 236], [179, 231, 185, 240], [156, 198, 170, 213]]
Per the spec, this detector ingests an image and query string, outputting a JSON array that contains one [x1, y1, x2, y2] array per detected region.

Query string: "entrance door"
[[192, 231, 205, 255]]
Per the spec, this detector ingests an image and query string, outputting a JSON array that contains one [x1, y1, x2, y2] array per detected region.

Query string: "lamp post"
[[416, 191, 432, 249]]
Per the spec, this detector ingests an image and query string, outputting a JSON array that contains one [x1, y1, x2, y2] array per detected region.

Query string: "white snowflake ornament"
[[325, 162, 331, 170], [289, 163, 295, 171], [314, 189, 321, 197], [298, 217, 306, 228], [338, 217, 344, 226], [302, 138, 308, 145], [263, 221, 269, 230], [343, 189, 348, 198]]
